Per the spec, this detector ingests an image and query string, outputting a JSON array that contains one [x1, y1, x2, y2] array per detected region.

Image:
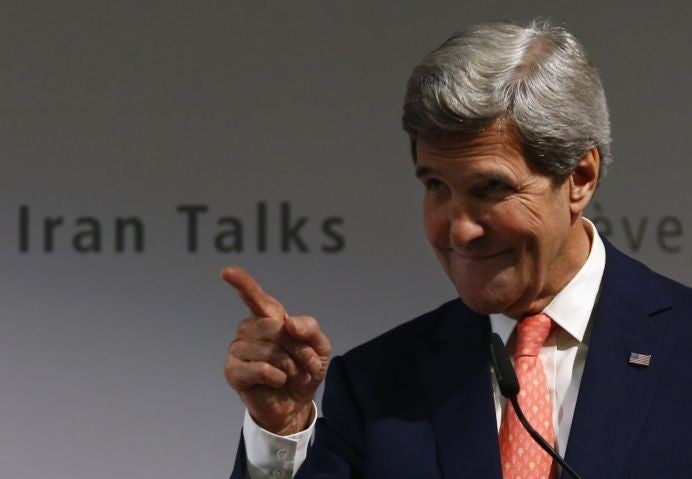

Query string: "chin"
[[456, 289, 510, 315], [453, 276, 520, 316]]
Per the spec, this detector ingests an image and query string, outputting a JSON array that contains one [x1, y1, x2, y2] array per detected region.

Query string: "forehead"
[[415, 125, 530, 176]]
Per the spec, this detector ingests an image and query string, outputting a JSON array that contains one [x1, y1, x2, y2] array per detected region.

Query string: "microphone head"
[[489, 332, 519, 398]]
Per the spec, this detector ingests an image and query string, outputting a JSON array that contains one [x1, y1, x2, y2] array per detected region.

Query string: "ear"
[[569, 148, 600, 215]]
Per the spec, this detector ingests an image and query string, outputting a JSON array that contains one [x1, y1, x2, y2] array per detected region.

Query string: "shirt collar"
[[489, 218, 606, 344]]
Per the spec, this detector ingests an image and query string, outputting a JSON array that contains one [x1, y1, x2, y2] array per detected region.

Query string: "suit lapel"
[[563, 242, 675, 478], [423, 302, 503, 479]]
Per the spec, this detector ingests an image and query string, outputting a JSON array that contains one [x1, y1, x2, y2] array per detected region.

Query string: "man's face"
[[416, 125, 587, 318]]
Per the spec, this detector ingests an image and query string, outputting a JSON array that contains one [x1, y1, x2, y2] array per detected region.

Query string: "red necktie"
[[498, 313, 555, 479]]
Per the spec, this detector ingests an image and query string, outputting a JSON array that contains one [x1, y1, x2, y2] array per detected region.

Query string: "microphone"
[[489, 333, 582, 479]]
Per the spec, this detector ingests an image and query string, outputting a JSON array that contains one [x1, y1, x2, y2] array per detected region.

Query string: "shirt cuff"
[[242, 403, 317, 479]]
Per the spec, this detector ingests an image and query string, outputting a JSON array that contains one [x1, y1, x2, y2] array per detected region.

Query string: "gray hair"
[[402, 19, 611, 182]]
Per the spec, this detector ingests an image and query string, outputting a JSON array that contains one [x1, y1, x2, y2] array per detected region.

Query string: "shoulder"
[[322, 299, 473, 422], [603, 238, 692, 308], [322, 298, 481, 415], [341, 298, 464, 365]]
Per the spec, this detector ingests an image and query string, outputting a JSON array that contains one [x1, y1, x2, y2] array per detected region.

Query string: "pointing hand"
[[222, 266, 331, 435]]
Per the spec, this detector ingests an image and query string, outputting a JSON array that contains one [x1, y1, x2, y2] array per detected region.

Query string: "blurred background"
[[1, 1, 690, 477]]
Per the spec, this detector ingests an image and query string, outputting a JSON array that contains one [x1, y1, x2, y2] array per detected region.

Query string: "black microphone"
[[489, 332, 582, 479]]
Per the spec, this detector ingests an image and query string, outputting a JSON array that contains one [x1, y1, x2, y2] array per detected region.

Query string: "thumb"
[[285, 315, 332, 358]]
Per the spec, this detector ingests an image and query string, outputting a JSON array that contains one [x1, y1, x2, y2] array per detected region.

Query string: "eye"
[[471, 179, 515, 199], [425, 178, 442, 191], [422, 178, 450, 200]]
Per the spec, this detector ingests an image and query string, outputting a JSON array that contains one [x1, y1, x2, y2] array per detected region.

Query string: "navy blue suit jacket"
[[232, 241, 692, 478]]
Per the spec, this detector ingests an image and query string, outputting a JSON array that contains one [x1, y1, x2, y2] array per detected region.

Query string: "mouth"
[[448, 248, 510, 261]]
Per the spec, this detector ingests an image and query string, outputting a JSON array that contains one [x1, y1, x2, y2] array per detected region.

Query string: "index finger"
[[221, 266, 287, 319]]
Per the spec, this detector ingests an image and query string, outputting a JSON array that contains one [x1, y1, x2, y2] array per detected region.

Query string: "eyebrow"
[[414, 166, 434, 179], [415, 166, 514, 184]]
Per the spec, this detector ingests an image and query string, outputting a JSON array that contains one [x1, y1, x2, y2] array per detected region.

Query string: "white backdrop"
[[1, 2, 690, 477]]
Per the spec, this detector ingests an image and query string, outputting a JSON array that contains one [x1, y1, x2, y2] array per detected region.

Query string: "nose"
[[448, 203, 484, 250]]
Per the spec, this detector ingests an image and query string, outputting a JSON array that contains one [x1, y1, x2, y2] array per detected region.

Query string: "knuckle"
[[236, 318, 254, 336], [264, 343, 281, 359], [296, 315, 319, 336], [227, 338, 243, 356], [258, 318, 283, 339], [294, 345, 315, 364], [224, 368, 235, 387], [257, 316, 280, 330], [304, 315, 318, 329], [256, 362, 274, 378], [275, 354, 296, 374], [224, 359, 241, 387], [256, 363, 285, 387]]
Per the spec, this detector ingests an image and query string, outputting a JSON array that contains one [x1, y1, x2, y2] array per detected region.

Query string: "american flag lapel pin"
[[628, 351, 652, 367]]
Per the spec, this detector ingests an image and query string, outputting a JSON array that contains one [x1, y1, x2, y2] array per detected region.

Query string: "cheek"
[[498, 201, 566, 271], [423, 204, 449, 248], [498, 196, 552, 240]]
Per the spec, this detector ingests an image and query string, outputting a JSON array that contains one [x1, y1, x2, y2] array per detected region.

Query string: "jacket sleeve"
[[294, 355, 365, 478]]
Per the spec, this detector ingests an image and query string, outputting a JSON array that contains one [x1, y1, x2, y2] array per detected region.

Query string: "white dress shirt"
[[242, 403, 317, 479], [242, 219, 605, 478]]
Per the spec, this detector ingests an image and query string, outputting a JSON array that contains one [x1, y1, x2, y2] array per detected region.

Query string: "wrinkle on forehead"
[[416, 120, 525, 161]]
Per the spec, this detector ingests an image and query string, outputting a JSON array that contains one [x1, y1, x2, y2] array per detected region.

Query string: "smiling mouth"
[[448, 248, 509, 261]]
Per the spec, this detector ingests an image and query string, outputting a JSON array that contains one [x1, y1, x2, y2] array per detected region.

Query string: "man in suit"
[[222, 19, 692, 478]]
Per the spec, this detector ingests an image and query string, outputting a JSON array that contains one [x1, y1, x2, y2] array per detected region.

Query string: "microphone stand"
[[489, 333, 582, 479]]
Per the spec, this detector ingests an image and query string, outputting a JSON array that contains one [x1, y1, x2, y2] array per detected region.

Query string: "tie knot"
[[516, 313, 552, 357]]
